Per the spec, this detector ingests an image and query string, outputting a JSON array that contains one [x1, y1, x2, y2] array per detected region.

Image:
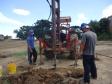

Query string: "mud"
[[0, 67, 83, 84]]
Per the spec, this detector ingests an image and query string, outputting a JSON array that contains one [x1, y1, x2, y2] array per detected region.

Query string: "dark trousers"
[[83, 55, 97, 83], [28, 48, 37, 64]]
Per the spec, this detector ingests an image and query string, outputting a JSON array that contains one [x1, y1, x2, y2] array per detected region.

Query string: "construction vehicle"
[[40, 0, 80, 68], [44, 16, 72, 57]]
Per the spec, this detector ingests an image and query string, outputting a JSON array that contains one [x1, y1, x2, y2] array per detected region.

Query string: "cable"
[[46, 0, 51, 8], [48, 7, 52, 20], [46, 0, 52, 20]]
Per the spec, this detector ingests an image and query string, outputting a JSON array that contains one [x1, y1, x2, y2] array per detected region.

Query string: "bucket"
[[7, 62, 16, 75], [0, 65, 3, 77]]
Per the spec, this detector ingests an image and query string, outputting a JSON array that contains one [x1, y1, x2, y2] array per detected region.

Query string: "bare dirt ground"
[[0, 40, 112, 84]]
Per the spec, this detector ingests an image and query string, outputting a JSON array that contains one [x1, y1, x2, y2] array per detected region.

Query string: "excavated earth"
[[0, 67, 83, 84], [0, 40, 112, 84]]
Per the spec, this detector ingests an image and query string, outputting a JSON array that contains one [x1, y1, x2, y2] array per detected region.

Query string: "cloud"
[[76, 13, 87, 26], [0, 12, 24, 26], [102, 5, 112, 18], [13, 8, 30, 16]]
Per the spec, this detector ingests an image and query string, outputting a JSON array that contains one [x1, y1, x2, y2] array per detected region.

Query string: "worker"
[[70, 28, 79, 66], [27, 29, 37, 65], [70, 28, 79, 50], [80, 23, 97, 84]]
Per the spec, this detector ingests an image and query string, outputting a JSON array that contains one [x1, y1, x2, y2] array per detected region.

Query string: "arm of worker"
[[27, 38, 33, 53], [80, 42, 85, 55], [28, 45, 33, 53], [80, 33, 86, 56]]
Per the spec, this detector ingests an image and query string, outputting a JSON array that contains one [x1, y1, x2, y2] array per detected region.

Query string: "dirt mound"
[[0, 67, 83, 84], [0, 54, 11, 58]]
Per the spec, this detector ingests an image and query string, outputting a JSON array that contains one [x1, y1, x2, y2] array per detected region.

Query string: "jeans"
[[28, 48, 37, 64], [83, 55, 97, 83]]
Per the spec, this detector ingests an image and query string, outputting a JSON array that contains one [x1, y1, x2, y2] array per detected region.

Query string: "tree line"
[[14, 17, 112, 40], [89, 18, 112, 40], [14, 20, 52, 40]]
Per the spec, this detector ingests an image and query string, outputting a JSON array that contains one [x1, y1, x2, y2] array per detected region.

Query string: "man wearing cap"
[[27, 29, 37, 65], [80, 23, 97, 84]]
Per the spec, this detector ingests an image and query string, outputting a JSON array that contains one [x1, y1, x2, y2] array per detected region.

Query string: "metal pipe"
[[52, 0, 57, 69]]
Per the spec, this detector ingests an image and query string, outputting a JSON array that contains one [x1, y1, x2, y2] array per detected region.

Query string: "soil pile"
[[0, 67, 83, 84]]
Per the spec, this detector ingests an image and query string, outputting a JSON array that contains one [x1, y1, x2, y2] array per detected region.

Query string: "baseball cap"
[[29, 29, 34, 32], [80, 23, 90, 30], [28, 29, 34, 35]]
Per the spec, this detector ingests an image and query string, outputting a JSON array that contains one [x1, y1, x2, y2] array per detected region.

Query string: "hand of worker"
[[30, 49, 33, 53], [28, 46, 33, 53], [79, 51, 83, 58]]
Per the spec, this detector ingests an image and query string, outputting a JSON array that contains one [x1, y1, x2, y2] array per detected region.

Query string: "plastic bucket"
[[0, 65, 3, 77], [7, 63, 16, 75]]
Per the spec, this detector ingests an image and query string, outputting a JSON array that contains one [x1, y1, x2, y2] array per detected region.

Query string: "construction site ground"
[[0, 40, 112, 84]]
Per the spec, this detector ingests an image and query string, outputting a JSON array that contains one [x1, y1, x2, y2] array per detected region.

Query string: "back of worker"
[[82, 31, 97, 55], [80, 23, 97, 84]]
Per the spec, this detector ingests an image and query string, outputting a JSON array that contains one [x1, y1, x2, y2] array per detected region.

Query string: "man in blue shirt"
[[27, 29, 37, 65]]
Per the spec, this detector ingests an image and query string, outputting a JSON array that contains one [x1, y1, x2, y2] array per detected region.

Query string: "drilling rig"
[[44, 0, 77, 68]]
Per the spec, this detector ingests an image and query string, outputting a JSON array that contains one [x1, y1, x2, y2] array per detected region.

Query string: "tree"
[[99, 18, 110, 33], [89, 18, 111, 40], [71, 26, 80, 29], [34, 20, 52, 39], [89, 18, 110, 34], [89, 20, 100, 35], [14, 26, 32, 40], [14, 29, 19, 34], [14, 20, 51, 40], [5, 36, 12, 39]]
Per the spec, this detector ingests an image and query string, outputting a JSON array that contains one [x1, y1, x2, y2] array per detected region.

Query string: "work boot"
[[32, 62, 36, 65], [91, 77, 97, 80], [29, 62, 32, 65], [79, 78, 90, 84]]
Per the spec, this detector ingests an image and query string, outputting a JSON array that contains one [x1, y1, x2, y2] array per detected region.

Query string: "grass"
[[13, 51, 27, 57], [13, 46, 39, 58]]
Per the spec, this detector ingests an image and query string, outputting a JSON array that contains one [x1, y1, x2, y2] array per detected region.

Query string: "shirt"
[[81, 31, 97, 55], [27, 35, 35, 48]]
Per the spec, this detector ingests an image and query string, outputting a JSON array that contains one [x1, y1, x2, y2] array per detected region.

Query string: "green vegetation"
[[14, 17, 112, 41], [89, 18, 112, 40], [13, 46, 39, 58], [14, 20, 51, 40], [13, 50, 27, 57]]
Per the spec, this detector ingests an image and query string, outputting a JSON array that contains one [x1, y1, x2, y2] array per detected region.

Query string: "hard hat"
[[80, 23, 90, 30]]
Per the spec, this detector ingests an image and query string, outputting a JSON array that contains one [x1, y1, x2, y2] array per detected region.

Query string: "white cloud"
[[76, 13, 87, 26], [102, 5, 112, 18], [0, 12, 24, 26], [13, 8, 30, 16]]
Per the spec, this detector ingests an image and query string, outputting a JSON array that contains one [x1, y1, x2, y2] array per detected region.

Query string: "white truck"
[[0, 34, 4, 41]]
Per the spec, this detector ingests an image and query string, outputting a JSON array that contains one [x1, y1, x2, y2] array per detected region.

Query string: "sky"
[[0, 0, 112, 38]]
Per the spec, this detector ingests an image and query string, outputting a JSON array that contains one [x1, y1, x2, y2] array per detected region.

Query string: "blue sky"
[[0, 0, 112, 38]]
